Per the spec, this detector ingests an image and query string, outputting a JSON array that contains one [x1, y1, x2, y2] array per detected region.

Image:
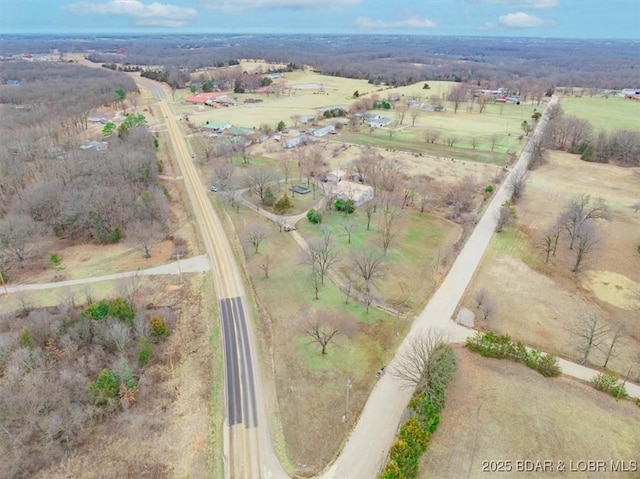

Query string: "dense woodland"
[[0, 61, 167, 281], [2, 34, 639, 89]]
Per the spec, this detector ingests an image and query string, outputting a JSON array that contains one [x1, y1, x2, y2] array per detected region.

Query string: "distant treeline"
[[1, 34, 638, 89]]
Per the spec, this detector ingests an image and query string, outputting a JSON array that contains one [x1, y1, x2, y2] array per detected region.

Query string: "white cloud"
[[498, 11, 547, 27], [198, 0, 361, 13], [488, 0, 558, 8], [63, 0, 197, 27], [355, 15, 436, 30]]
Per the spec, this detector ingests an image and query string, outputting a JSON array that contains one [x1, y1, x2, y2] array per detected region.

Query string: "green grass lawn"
[[297, 207, 459, 312], [560, 95, 640, 132]]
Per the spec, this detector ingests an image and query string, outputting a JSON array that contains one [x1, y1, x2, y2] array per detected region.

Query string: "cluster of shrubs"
[[307, 208, 323, 224], [334, 198, 355, 214], [379, 344, 456, 479], [591, 371, 628, 399], [465, 331, 561, 378]]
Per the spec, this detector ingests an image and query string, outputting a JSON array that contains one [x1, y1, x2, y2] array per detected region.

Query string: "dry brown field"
[[463, 151, 640, 378], [420, 348, 640, 479]]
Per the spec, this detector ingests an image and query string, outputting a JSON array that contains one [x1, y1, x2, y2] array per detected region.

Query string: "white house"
[[334, 180, 374, 207]]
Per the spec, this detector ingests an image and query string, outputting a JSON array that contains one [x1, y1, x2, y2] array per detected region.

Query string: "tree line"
[[3, 34, 637, 89]]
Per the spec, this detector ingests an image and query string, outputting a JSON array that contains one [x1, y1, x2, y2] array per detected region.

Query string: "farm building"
[[283, 134, 307, 149], [185, 92, 227, 104], [202, 121, 232, 132], [312, 125, 336, 137], [334, 181, 374, 207], [299, 114, 316, 125], [228, 126, 254, 136]]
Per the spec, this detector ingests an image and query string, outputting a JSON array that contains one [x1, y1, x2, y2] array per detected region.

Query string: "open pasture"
[[560, 95, 640, 132], [463, 150, 640, 376]]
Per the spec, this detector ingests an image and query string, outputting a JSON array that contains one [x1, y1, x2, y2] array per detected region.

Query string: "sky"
[[1, 0, 639, 39]]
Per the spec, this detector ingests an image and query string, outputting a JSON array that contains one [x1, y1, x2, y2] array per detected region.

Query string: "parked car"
[[283, 224, 296, 232], [209, 185, 218, 192]]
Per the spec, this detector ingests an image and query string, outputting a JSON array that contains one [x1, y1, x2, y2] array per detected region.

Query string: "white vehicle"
[[209, 185, 218, 192]]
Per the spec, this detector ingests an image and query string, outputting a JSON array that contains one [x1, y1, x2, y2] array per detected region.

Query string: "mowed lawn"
[[297, 208, 460, 313], [560, 95, 640, 131], [420, 348, 640, 479]]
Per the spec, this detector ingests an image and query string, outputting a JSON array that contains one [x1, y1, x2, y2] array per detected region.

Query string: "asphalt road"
[[140, 77, 286, 479]]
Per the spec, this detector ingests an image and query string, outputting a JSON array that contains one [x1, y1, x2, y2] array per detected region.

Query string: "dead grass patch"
[[420, 348, 640, 479]]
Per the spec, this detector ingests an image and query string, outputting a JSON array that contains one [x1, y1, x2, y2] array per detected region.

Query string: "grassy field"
[[462, 150, 640, 378], [420, 348, 640, 479], [297, 208, 460, 313], [560, 95, 640, 132], [217, 191, 459, 475], [169, 73, 531, 165]]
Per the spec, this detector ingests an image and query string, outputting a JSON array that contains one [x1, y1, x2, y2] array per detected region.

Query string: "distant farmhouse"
[[185, 92, 228, 105], [363, 113, 393, 128], [622, 88, 640, 100]]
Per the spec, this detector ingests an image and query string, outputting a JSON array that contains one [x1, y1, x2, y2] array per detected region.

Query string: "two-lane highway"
[[138, 77, 285, 479]]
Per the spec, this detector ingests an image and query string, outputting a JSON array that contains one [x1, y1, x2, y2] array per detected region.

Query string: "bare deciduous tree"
[[448, 84, 468, 114], [391, 330, 456, 407], [470, 137, 479, 150], [379, 201, 401, 253], [424, 128, 441, 144], [571, 220, 601, 274], [128, 219, 163, 259], [306, 228, 338, 285], [539, 220, 562, 263], [601, 328, 624, 369], [245, 167, 276, 204], [351, 248, 385, 286], [409, 107, 421, 127], [242, 223, 270, 254], [508, 169, 528, 203], [259, 255, 270, 279], [394, 101, 408, 125], [571, 312, 610, 365], [304, 312, 340, 355], [342, 219, 357, 244], [444, 135, 458, 147], [0, 214, 45, 267], [479, 297, 496, 320], [495, 202, 513, 232], [561, 194, 610, 250]]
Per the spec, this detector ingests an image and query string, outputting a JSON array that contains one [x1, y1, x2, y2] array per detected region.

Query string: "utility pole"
[[176, 252, 183, 284], [344, 376, 352, 425]]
